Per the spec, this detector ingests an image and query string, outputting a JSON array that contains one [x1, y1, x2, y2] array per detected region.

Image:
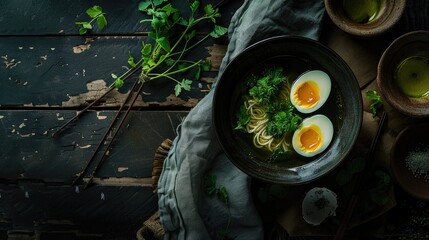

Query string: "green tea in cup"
[[342, 0, 385, 23], [394, 56, 429, 99]]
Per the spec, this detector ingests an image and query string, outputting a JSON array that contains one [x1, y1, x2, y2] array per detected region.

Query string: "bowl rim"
[[377, 30, 429, 118], [390, 122, 429, 200], [212, 35, 363, 185]]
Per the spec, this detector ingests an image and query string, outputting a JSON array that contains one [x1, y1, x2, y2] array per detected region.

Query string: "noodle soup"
[[232, 56, 343, 168]]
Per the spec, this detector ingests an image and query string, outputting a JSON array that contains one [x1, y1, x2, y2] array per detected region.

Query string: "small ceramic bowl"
[[390, 123, 429, 200], [377, 30, 429, 118], [324, 0, 406, 37]]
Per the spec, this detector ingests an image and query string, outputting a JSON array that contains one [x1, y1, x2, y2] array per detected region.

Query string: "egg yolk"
[[294, 81, 320, 108], [299, 125, 322, 152]]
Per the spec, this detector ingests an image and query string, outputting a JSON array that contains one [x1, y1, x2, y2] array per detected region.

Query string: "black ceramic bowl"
[[213, 36, 362, 184]]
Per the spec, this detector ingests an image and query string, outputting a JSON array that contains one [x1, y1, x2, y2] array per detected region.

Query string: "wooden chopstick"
[[83, 79, 146, 189], [71, 76, 142, 186], [51, 66, 142, 138], [334, 111, 387, 240]]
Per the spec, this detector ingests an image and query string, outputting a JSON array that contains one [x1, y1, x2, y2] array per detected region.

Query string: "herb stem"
[[151, 60, 201, 80], [169, 33, 211, 58], [149, 73, 180, 84]]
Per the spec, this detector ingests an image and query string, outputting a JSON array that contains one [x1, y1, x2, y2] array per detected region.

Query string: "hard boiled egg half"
[[292, 114, 333, 157], [290, 70, 331, 114]]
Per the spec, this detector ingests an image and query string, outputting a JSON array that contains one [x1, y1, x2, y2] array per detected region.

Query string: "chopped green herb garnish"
[[265, 102, 302, 138], [249, 67, 287, 105], [235, 105, 250, 132], [366, 90, 383, 117]]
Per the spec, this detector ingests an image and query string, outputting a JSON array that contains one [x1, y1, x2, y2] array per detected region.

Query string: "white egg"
[[290, 70, 331, 114], [292, 114, 334, 157]]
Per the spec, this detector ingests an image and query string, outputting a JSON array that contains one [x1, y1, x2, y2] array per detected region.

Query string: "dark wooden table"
[[0, 1, 242, 239], [1, 1, 428, 240]]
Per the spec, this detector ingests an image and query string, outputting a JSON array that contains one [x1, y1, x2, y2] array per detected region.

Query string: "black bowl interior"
[[213, 36, 362, 184]]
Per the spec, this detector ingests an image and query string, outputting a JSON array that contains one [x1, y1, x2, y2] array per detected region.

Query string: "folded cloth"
[[157, 1, 325, 239]]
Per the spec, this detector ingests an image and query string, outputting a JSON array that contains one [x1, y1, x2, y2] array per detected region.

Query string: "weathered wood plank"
[[0, 110, 187, 182], [0, 36, 226, 107], [0, 0, 243, 36], [0, 184, 156, 238]]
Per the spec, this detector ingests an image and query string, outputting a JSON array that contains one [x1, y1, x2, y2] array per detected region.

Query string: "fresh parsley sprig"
[[366, 90, 383, 117], [134, 0, 227, 95], [204, 174, 233, 240], [76, 1, 227, 96], [75, 5, 107, 35]]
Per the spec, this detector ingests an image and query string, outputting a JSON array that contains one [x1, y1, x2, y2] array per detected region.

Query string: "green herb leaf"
[[86, 5, 103, 18], [217, 187, 229, 205], [249, 67, 287, 105], [83, 22, 93, 30], [138, 0, 152, 12], [162, 4, 177, 16], [178, 63, 190, 71], [375, 170, 391, 184], [111, 73, 118, 79], [156, 36, 171, 52], [174, 83, 182, 96], [164, 58, 174, 66], [204, 4, 215, 16], [190, 1, 200, 12], [153, 0, 166, 7], [114, 78, 124, 89], [266, 109, 302, 137], [186, 29, 196, 41], [96, 15, 107, 30], [209, 25, 228, 38], [181, 79, 192, 91], [76, 5, 107, 35], [195, 66, 201, 80], [235, 105, 250, 132], [128, 52, 137, 68], [269, 148, 292, 162], [204, 174, 217, 196], [265, 102, 302, 137], [141, 42, 152, 56], [79, 28, 88, 35], [201, 60, 211, 71], [366, 90, 383, 117]]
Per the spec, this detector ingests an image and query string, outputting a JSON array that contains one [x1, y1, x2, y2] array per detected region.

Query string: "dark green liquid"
[[342, 0, 385, 23], [395, 56, 429, 99]]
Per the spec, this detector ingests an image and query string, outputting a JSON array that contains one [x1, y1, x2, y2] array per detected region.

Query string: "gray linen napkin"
[[157, 1, 325, 239]]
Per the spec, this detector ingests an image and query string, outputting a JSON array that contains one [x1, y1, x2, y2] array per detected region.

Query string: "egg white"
[[290, 70, 331, 114], [292, 114, 334, 157]]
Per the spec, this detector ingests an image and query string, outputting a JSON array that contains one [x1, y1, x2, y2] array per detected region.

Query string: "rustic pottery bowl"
[[390, 123, 429, 200], [377, 30, 429, 118], [213, 36, 362, 185], [324, 0, 406, 37]]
